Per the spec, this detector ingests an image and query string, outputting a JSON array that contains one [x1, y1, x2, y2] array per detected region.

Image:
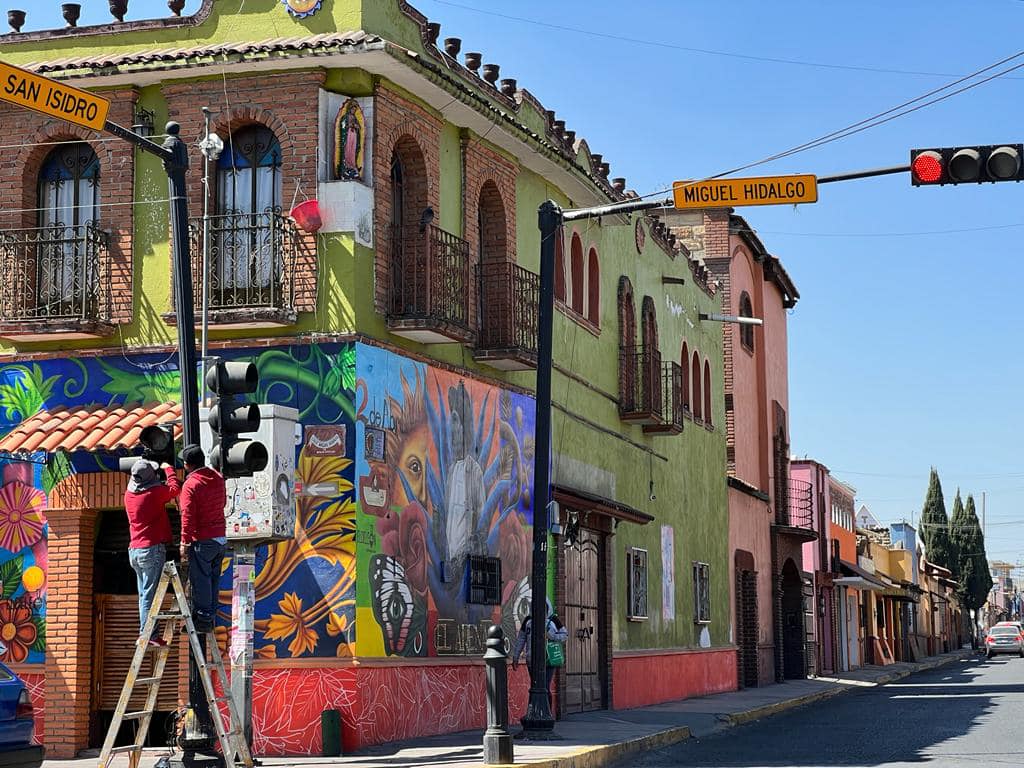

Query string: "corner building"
[[0, 0, 731, 757]]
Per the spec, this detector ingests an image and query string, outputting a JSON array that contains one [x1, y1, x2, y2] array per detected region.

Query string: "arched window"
[[691, 351, 702, 421], [641, 296, 658, 354], [739, 291, 755, 352], [570, 233, 584, 315], [555, 236, 566, 303], [641, 296, 660, 410], [681, 342, 690, 412], [703, 360, 712, 426], [477, 180, 506, 265], [36, 142, 100, 313], [216, 126, 282, 294], [389, 134, 428, 234], [391, 152, 404, 234], [587, 248, 600, 325], [618, 277, 636, 409]]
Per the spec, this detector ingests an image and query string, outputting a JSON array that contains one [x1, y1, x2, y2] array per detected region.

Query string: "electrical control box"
[[199, 404, 299, 542]]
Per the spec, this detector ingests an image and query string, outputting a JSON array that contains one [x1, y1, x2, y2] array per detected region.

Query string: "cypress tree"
[[948, 489, 967, 584], [920, 468, 955, 570], [961, 495, 991, 613]]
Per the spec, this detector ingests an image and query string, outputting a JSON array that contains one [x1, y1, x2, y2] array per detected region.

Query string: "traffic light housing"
[[118, 424, 176, 475], [911, 144, 1023, 186], [206, 361, 268, 478]]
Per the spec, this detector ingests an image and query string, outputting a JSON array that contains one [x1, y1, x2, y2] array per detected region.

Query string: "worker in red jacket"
[[178, 444, 227, 633], [124, 458, 181, 647]]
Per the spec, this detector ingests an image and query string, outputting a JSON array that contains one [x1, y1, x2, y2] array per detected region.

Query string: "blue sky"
[[15, 1, 1024, 564]]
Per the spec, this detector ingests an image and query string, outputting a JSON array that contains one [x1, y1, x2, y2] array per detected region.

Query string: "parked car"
[[985, 625, 1024, 658], [995, 620, 1023, 633], [0, 663, 42, 767]]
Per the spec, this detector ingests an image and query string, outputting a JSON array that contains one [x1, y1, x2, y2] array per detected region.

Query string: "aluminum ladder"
[[97, 561, 253, 768]]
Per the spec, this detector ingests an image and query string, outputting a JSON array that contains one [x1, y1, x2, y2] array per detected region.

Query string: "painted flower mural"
[[0, 483, 46, 552], [0, 599, 39, 663]]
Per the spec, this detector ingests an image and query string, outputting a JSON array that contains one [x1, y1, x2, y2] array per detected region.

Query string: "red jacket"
[[180, 467, 227, 544], [124, 472, 181, 549]]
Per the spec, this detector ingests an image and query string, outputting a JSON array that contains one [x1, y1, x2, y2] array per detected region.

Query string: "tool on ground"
[[97, 561, 253, 768]]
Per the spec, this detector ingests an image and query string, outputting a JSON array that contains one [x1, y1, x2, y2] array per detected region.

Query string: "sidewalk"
[[60, 649, 976, 768]]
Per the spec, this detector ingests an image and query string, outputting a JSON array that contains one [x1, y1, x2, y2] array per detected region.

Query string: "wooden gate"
[[563, 528, 606, 714]]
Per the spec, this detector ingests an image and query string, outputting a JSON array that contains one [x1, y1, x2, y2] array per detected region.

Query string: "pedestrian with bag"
[[178, 444, 227, 633], [123, 458, 181, 647], [511, 613, 569, 709]]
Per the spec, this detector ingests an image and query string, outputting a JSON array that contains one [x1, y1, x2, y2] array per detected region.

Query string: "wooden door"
[[564, 528, 606, 713], [93, 595, 183, 726]]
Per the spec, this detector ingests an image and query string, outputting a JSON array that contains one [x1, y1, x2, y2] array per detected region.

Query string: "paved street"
[[626, 656, 1019, 767]]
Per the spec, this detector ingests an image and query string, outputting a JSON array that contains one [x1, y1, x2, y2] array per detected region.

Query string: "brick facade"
[[161, 70, 324, 316], [0, 89, 138, 331], [372, 85, 443, 313]]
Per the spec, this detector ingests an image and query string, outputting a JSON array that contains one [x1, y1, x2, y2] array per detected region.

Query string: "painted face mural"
[[355, 345, 537, 657]]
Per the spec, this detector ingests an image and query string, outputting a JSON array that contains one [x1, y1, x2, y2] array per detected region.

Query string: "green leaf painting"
[[0, 556, 23, 600], [0, 365, 60, 422], [30, 617, 44, 653]]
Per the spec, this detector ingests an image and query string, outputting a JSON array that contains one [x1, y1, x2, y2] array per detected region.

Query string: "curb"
[[723, 651, 973, 727], [485, 725, 691, 768]]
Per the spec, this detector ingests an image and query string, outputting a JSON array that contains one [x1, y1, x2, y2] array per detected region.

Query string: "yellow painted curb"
[[480, 725, 691, 768]]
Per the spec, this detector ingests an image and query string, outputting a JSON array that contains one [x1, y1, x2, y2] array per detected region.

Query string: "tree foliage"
[[954, 495, 990, 612], [947, 489, 966, 583], [920, 468, 955, 570]]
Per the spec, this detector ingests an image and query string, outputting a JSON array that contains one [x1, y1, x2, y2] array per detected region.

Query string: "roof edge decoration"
[[0, 0, 214, 45]]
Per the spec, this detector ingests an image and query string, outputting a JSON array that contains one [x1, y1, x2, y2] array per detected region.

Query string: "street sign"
[[673, 174, 818, 210], [0, 60, 109, 131]]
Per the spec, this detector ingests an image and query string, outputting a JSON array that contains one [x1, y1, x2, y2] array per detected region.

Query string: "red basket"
[[290, 199, 323, 233]]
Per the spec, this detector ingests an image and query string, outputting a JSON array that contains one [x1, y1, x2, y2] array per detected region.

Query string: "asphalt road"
[[624, 655, 1022, 768]]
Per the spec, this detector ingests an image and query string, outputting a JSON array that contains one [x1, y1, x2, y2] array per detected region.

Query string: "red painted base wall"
[[611, 648, 737, 711]]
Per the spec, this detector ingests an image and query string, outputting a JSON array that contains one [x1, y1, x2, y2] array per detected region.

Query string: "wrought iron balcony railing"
[[387, 223, 472, 341], [0, 222, 109, 323], [619, 345, 663, 424], [780, 477, 814, 530], [644, 360, 684, 435], [475, 261, 539, 369], [189, 210, 298, 317]]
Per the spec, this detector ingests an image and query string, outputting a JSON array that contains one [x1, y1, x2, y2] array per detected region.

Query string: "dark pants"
[[188, 540, 225, 630]]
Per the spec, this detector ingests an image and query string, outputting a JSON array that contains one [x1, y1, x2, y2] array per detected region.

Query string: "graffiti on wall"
[[354, 344, 536, 657]]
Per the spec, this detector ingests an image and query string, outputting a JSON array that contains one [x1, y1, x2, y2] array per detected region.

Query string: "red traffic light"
[[911, 151, 943, 184]]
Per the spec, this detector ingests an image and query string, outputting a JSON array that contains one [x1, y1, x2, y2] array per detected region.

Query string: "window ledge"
[[0, 319, 115, 341], [163, 307, 298, 329], [556, 301, 601, 337]]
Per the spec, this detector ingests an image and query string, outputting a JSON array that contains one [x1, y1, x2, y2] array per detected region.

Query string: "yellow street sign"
[[673, 174, 818, 210], [0, 60, 109, 131]]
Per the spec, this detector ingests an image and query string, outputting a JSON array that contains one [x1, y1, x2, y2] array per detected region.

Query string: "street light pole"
[[198, 108, 223, 405]]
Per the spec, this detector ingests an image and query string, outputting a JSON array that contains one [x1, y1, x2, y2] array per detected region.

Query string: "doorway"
[[734, 550, 759, 688], [781, 558, 805, 679], [563, 526, 607, 713]]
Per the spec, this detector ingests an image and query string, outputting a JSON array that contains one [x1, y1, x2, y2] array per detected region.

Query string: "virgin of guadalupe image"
[[333, 99, 365, 180]]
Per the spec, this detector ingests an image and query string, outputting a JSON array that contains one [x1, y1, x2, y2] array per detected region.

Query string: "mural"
[[333, 99, 365, 182], [0, 343, 358, 661], [353, 343, 536, 657]]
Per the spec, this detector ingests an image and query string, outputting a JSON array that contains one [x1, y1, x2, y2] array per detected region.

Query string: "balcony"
[[387, 223, 472, 344], [186, 210, 298, 327], [0, 223, 112, 339], [643, 361, 684, 435], [474, 261, 539, 370], [619, 346, 664, 425], [773, 477, 817, 541]]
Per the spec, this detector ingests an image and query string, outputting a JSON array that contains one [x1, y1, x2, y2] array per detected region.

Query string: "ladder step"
[[155, 613, 185, 620], [135, 677, 161, 686], [108, 746, 143, 755], [123, 710, 154, 720]]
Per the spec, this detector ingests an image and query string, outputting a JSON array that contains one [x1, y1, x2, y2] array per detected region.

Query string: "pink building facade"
[[670, 210, 812, 685]]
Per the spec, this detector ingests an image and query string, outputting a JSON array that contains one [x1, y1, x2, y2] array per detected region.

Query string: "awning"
[[835, 559, 889, 591], [880, 586, 919, 603], [553, 485, 654, 526], [0, 402, 181, 457]]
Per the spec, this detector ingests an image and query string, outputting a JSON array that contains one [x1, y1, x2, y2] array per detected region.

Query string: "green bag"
[[546, 639, 565, 667]]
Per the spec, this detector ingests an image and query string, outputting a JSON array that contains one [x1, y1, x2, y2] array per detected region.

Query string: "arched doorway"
[[781, 558, 805, 679], [735, 550, 759, 688]]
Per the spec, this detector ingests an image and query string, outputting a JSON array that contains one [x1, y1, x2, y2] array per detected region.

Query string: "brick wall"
[[372, 85, 443, 313], [0, 89, 138, 327], [44, 504, 97, 758], [161, 71, 324, 314]]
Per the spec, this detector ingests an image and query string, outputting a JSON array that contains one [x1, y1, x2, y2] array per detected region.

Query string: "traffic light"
[[911, 144, 1023, 186], [205, 361, 268, 478], [118, 424, 176, 474]]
